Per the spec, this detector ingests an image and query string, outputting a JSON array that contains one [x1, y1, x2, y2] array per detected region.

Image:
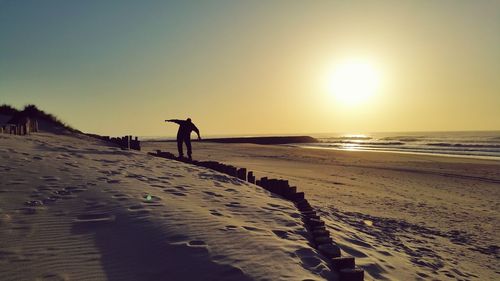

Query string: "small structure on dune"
[[0, 106, 39, 135]]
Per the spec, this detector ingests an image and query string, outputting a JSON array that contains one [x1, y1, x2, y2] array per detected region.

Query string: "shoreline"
[[296, 144, 500, 162]]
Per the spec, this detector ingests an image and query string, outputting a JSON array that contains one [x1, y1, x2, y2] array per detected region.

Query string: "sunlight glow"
[[328, 59, 381, 106]]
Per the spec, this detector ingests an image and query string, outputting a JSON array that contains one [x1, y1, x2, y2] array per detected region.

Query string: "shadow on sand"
[[71, 211, 252, 281]]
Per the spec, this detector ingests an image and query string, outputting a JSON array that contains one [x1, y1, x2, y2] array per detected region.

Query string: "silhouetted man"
[[165, 118, 201, 160]]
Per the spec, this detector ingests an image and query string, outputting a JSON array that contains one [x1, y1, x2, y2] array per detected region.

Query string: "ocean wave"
[[426, 143, 500, 149], [322, 136, 372, 141], [381, 136, 423, 142], [332, 141, 405, 146]]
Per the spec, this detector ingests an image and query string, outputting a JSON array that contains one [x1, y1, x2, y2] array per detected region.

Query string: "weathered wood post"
[[247, 171, 255, 184], [331, 256, 356, 271], [237, 168, 247, 181], [260, 177, 268, 189]]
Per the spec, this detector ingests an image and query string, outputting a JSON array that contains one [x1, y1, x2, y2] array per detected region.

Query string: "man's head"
[[186, 118, 192, 123]]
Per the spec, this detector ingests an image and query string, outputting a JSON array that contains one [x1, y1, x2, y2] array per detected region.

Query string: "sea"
[[303, 131, 500, 160]]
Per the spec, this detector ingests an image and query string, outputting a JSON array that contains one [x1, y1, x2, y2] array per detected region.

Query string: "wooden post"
[[260, 177, 268, 188], [318, 243, 341, 258], [247, 171, 255, 184], [25, 119, 30, 134], [228, 166, 238, 177], [331, 256, 356, 271], [237, 168, 247, 181]]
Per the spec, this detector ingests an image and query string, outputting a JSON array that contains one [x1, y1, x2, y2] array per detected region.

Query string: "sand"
[[0, 133, 335, 281], [144, 141, 500, 281]]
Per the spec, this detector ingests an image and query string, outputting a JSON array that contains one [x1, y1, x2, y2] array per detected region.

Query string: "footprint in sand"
[[111, 193, 130, 201], [64, 162, 79, 168], [64, 186, 86, 193], [272, 230, 290, 239], [203, 191, 223, 198], [24, 200, 44, 207], [376, 250, 393, 257], [225, 225, 238, 230], [74, 213, 115, 224], [209, 209, 224, 217], [242, 226, 265, 232], [225, 202, 243, 208], [40, 176, 60, 182], [163, 189, 187, 197], [9, 179, 27, 185], [187, 240, 207, 247], [106, 179, 120, 184], [42, 196, 60, 205]]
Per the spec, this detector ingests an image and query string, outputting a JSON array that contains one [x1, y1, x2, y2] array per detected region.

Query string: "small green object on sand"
[[146, 194, 152, 201]]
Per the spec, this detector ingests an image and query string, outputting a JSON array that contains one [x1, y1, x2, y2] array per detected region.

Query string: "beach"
[[144, 140, 500, 280], [1, 127, 498, 281], [3, 1, 499, 280], [0, 132, 335, 281]]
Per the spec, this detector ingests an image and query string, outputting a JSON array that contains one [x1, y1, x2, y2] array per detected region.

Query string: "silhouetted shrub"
[[1, 104, 80, 133], [0, 104, 18, 115]]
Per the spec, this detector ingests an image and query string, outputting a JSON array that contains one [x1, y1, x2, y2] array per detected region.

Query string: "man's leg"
[[177, 138, 183, 157], [185, 138, 192, 160]]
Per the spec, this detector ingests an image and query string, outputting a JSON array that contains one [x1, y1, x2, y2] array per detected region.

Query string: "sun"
[[327, 59, 381, 105]]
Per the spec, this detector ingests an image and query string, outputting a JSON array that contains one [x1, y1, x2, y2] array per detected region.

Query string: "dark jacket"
[[169, 119, 200, 139]]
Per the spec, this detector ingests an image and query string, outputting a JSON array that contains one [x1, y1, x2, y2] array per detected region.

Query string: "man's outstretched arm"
[[165, 119, 182, 124]]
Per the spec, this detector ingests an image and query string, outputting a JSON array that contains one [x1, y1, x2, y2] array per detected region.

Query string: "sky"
[[1, 0, 499, 137]]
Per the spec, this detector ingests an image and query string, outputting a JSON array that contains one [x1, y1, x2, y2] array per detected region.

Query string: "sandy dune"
[[0, 133, 334, 281], [144, 141, 500, 281]]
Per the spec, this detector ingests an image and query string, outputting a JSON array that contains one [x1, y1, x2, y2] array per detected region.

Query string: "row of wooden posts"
[[0, 119, 38, 135], [150, 150, 364, 281], [98, 135, 141, 151]]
